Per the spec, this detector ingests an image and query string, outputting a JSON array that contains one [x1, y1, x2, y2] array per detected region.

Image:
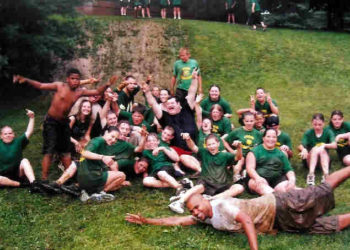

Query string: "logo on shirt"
[[181, 67, 192, 80]]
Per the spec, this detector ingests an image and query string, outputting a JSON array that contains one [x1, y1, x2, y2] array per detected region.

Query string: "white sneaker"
[[307, 174, 315, 186], [170, 189, 186, 202], [80, 190, 90, 203], [180, 178, 194, 189], [169, 200, 185, 214], [89, 192, 115, 203]]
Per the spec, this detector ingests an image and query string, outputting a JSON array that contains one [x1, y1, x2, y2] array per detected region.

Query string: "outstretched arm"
[[235, 211, 258, 250], [141, 82, 163, 119], [25, 109, 35, 139], [81, 76, 118, 97], [186, 69, 199, 110], [125, 213, 197, 226], [13, 75, 58, 91], [80, 77, 100, 86], [266, 93, 279, 115]]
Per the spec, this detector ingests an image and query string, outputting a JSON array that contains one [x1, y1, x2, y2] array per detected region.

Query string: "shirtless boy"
[[13, 69, 116, 180]]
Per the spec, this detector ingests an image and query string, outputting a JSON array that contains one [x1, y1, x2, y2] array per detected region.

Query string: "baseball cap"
[[265, 116, 279, 127]]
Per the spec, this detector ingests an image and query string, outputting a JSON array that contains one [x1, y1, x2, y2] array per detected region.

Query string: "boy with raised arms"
[[13, 69, 116, 180]]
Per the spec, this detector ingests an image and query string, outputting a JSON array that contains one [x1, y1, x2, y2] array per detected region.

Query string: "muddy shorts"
[[197, 179, 231, 196], [42, 115, 71, 155], [274, 183, 339, 234]]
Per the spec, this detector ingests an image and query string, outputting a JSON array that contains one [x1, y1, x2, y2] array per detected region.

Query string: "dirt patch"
[[55, 20, 182, 103]]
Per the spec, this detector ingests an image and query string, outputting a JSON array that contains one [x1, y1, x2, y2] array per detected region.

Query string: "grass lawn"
[[1, 17, 350, 249]]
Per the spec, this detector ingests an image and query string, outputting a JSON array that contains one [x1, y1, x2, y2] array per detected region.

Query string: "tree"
[[0, 0, 85, 99]]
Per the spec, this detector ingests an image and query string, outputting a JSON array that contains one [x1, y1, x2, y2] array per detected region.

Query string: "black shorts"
[[120, 2, 128, 7], [143, 4, 150, 8], [173, 4, 181, 7], [42, 115, 71, 155], [160, 4, 168, 8], [249, 11, 262, 25], [274, 183, 338, 234], [337, 146, 350, 163], [227, 8, 235, 14], [197, 179, 231, 196], [150, 165, 175, 179], [0, 166, 21, 181]]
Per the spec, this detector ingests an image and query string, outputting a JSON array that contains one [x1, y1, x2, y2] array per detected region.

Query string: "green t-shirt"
[[251, 144, 293, 181], [200, 97, 232, 118], [326, 121, 350, 150], [134, 0, 142, 6], [173, 58, 200, 91], [172, 0, 181, 5], [225, 127, 262, 156], [212, 117, 232, 137], [0, 133, 29, 174], [255, 99, 277, 117], [160, 0, 168, 6], [115, 86, 140, 112], [226, 0, 235, 7], [276, 131, 292, 149], [143, 147, 174, 174], [77, 137, 110, 193], [197, 130, 225, 151], [197, 147, 235, 184], [301, 128, 335, 151], [250, 0, 261, 12]]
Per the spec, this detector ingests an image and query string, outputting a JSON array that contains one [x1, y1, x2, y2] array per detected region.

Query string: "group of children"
[[115, 0, 268, 31], [118, 0, 182, 19], [2, 47, 349, 210]]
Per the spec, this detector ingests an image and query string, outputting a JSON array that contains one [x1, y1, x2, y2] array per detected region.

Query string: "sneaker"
[[89, 192, 115, 203], [169, 189, 186, 202], [306, 174, 315, 186], [29, 180, 45, 194], [169, 200, 185, 214], [180, 178, 193, 189], [60, 184, 81, 197], [178, 17, 181, 20], [175, 187, 187, 196], [80, 190, 90, 203], [39, 181, 62, 194]]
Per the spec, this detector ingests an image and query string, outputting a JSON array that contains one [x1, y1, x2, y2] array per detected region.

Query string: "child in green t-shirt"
[[0, 109, 41, 192], [327, 110, 350, 166], [172, 0, 182, 19], [298, 113, 337, 186], [160, 0, 170, 19], [142, 133, 188, 193]]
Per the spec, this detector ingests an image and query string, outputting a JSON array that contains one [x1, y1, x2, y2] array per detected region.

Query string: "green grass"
[[2, 17, 350, 249]]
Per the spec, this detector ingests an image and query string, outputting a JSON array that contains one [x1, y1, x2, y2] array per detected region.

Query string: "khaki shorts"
[[274, 183, 339, 234]]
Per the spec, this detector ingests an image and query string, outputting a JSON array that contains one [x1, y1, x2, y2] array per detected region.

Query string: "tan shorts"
[[274, 183, 339, 234]]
